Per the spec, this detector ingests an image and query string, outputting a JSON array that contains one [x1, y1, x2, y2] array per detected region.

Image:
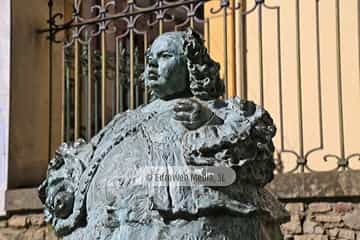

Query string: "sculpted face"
[[144, 33, 189, 99]]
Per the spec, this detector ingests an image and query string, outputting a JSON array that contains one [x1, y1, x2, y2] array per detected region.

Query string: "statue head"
[[144, 29, 224, 100]]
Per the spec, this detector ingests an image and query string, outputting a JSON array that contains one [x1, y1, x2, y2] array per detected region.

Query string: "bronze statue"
[[39, 29, 289, 240]]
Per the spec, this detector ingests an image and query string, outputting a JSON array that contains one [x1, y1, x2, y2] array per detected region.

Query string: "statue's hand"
[[173, 98, 213, 130]]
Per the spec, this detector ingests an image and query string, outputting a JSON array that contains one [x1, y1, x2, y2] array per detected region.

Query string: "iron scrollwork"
[[43, 0, 212, 46], [42, 0, 360, 174]]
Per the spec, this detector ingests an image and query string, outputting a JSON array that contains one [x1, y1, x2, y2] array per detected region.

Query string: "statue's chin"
[[147, 86, 172, 100], [149, 86, 191, 101]]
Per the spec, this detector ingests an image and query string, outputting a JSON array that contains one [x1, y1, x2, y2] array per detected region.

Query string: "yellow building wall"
[[206, 0, 360, 172], [205, 0, 241, 98], [9, 0, 64, 188]]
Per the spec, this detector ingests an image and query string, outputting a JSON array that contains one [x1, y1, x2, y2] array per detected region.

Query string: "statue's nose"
[[148, 56, 158, 68]]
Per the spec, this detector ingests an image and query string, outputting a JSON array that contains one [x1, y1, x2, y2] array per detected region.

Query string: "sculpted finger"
[[182, 120, 202, 130], [174, 111, 191, 122], [190, 100, 203, 112], [190, 109, 202, 120], [177, 99, 193, 105], [173, 103, 194, 112], [181, 121, 194, 130]]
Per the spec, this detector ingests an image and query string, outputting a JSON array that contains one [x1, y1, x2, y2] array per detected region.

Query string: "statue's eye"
[[160, 52, 173, 58]]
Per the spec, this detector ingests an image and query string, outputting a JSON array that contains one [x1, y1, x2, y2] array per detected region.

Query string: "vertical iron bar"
[[190, 3, 195, 29], [275, 7, 285, 170], [275, 6, 285, 151], [65, 57, 71, 142], [119, 41, 124, 112], [112, 71, 116, 117], [237, 0, 246, 98], [129, 1, 135, 109], [48, 0, 53, 158], [242, 2, 248, 100], [223, 2, 228, 97], [74, 41, 80, 140], [315, 0, 324, 149], [335, 0, 345, 161], [115, 38, 120, 113], [295, 0, 304, 171], [94, 73, 99, 134], [101, 0, 106, 127], [135, 48, 139, 107], [130, 30, 135, 109], [87, 42, 92, 140], [144, 34, 149, 104], [258, 3, 264, 106], [229, 0, 236, 97], [81, 45, 87, 138], [61, 48, 65, 143], [73, 0, 80, 140], [262, 2, 286, 167], [159, 0, 164, 34], [358, 0, 360, 97]]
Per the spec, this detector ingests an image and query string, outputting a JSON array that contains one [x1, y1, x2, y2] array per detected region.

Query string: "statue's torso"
[[40, 97, 288, 240], [86, 100, 196, 222]]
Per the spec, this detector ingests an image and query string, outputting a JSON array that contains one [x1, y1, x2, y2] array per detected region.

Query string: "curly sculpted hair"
[[182, 28, 225, 100]]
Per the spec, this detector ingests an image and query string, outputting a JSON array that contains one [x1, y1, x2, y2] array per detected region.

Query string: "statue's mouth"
[[147, 69, 158, 81]]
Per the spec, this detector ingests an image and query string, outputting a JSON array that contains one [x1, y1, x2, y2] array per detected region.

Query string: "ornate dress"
[[39, 97, 288, 240]]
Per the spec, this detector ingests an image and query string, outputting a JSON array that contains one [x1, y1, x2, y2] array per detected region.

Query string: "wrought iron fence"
[[42, 0, 360, 174]]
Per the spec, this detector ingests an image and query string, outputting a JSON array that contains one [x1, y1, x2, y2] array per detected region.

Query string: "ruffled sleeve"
[[182, 97, 276, 186]]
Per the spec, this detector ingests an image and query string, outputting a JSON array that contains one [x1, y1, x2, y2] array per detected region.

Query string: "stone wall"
[[281, 201, 360, 240], [0, 213, 58, 240], [0, 201, 359, 239]]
